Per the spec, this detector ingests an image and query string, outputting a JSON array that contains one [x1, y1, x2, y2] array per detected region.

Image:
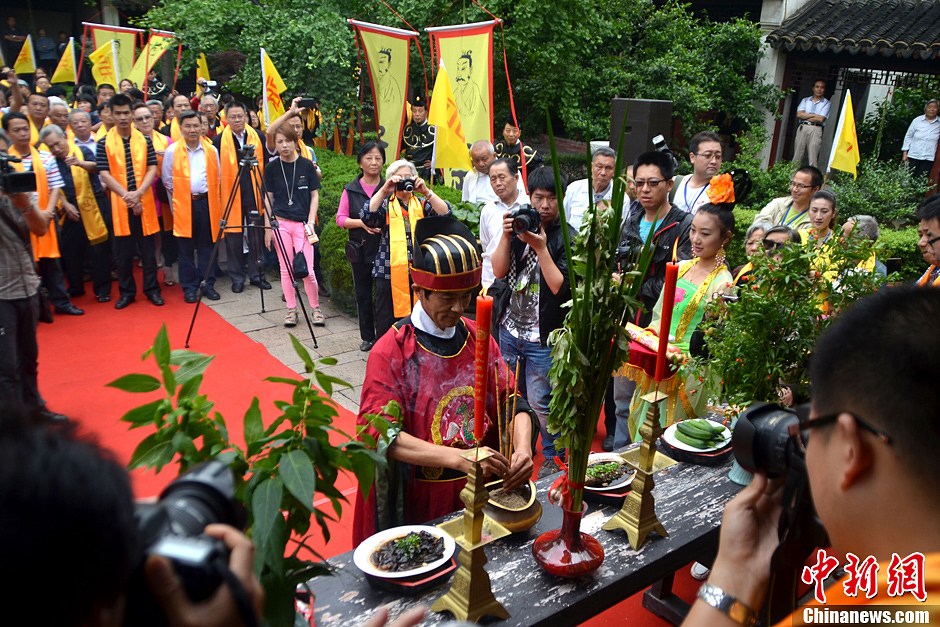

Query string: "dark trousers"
[[909, 158, 935, 180], [374, 276, 396, 339], [223, 207, 265, 285], [115, 212, 160, 299], [351, 260, 377, 343], [59, 218, 112, 297], [0, 294, 42, 408], [604, 378, 616, 438], [177, 198, 215, 292], [158, 216, 178, 267], [37, 257, 71, 310]]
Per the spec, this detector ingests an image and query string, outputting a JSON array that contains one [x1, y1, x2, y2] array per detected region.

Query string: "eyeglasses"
[[694, 151, 722, 161], [926, 235, 940, 247], [762, 238, 786, 251], [791, 404, 892, 452], [789, 180, 813, 190], [634, 179, 664, 189]]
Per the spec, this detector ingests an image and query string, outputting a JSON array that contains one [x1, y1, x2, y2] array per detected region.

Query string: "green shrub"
[[828, 159, 930, 228], [858, 80, 940, 161], [319, 222, 356, 315], [878, 227, 922, 282], [315, 149, 361, 226]]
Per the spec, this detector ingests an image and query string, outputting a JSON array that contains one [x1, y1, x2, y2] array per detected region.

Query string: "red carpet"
[[37, 281, 685, 626]]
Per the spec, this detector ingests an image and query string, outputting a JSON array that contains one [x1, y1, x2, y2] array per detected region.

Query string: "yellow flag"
[[126, 31, 176, 88], [14, 35, 37, 75], [827, 89, 861, 179], [51, 37, 77, 84], [89, 40, 120, 88], [428, 61, 472, 171], [196, 53, 210, 93], [261, 48, 287, 127]]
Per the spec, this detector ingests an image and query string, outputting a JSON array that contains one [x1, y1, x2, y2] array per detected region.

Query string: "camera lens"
[[512, 215, 532, 234], [733, 403, 801, 478], [157, 461, 242, 536]]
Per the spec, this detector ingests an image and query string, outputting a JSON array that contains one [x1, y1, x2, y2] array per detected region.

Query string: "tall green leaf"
[[251, 476, 283, 552], [107, 374, 162, 393], [278, 450, 316, 511]]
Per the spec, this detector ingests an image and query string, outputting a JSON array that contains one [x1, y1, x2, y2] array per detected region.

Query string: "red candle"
[[654, 262, 679, 381], [474, 295, 493, 443]]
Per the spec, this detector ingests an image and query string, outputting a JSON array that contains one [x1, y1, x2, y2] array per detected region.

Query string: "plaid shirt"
[[0, 196, 41, 300], [363, 195, 451, 280]]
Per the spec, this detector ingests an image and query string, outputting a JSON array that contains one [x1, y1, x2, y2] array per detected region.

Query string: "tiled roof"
[[765, 0, 940, 60]]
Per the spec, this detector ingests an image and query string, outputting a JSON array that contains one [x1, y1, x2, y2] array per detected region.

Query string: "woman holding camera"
[[361, 159, 451, 338], [338, 141, 385, 352], [263, 125, 325, 328]]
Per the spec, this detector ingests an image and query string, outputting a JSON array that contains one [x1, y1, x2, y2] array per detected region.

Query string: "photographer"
[[682, 288, 940, 627], [0, 411, 264, 627], [361, 159, 450, 338], [491, 165, 574, 476]]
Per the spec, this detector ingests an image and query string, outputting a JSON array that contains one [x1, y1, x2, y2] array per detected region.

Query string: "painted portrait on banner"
[[355, 22, 414, 160], [431, 22, 495, 145]]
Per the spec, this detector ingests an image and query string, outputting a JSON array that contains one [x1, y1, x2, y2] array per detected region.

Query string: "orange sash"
[[387, 195, 424, 317], [104, 127, 159, 237], [149, 130, 169, 171], [169, 118, 181, 142], [66, 142, 109, 246], [219, 126, 264, 231], [95, 125, 108, 140], [11, 146, 59, 260], [170, 140, 222, 241], [918, 265, 940, 287], [29, 118, 48, 146]]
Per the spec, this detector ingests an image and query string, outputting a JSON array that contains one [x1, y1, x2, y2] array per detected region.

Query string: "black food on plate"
[[370, 531, 445, 572]]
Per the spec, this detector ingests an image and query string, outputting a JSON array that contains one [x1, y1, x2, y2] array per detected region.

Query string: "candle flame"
[[672, 238, 679, 263]]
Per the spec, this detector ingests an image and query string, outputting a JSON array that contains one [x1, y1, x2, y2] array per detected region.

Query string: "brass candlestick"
[[432, 448, 510, 622], [603, 390, 669, 550]]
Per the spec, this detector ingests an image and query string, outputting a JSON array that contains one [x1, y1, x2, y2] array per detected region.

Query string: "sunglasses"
[[790, 403, 892, 452], [762, 238, 786, 251]]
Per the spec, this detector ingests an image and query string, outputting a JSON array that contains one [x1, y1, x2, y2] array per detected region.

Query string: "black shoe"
[[146, 293, 165, 306], [96, 293, 111, 303], [184, 291, 198, 303], [231, 282, 244, 294], [203, 287, 221, 301], [318, 284, 330, 297], [249, 278, 272, 290], [602, 434, 615, 452], [115, 295, 134, 309], [55, 304, 85, 316], [359, 340, 375, 352], [37, 407, 70, 423]]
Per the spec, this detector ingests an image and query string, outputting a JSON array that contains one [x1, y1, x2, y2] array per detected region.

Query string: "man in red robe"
[[353, 216, 535, 544]]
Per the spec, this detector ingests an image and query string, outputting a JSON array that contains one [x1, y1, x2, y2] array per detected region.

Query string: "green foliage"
[[728, 133, 799, 213], [827, 159, 931, 228], [109, 326, 394, 627], [546, 130, 654, 513], [858, 80, 940, 161], [690, 235, 887, 408], [315, 149, 363, 227], [879, 227, 922, 282], [319, 222, 356, 315], [449, 200, 483, 239]]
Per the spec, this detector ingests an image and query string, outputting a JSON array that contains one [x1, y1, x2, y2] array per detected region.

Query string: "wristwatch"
[[697, 582, 758, 626]]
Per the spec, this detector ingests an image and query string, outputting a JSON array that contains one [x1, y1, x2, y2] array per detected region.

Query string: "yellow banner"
[[429, 22, 495, 144], [196, 53, 210, 94], [428, 61, 472, 171], [88, 25, 140, 82], [353, 20, 415, 160], [51, 37, 76, 83], [126, 31, 176, 88], [828, 89, 861, 179], [14, 35, 36, 75], [261, 48, 287, 127], [89, 41, 119, 88]]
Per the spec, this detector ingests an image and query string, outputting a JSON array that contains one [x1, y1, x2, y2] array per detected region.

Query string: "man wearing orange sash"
[[133, 101, 176, 289], [96, 93, 163, 309], [213, 101, 268, 292], [916, 197, 940, 288], [162, 110, 222, 303], [160, 94, 191, 142], [25, 91, 49, 146], [2, 112, 82, 316]]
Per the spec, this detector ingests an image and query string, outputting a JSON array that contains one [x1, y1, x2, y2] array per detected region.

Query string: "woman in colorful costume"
[[353, 217, 535, 544]]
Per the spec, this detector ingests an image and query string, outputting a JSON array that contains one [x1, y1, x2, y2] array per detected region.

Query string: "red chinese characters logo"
[[843, 553, 879, 599], [887, 552, 927, 602], [802, 548, 841, 603]]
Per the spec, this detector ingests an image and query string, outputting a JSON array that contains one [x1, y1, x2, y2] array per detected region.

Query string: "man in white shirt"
[[479, 158, 528, 290], [670, 131, 724, 214], [793, 79, 830, 168], [68, 110, 98, 156], [563, 146, 627, 231], [461, 139, 524, 205], [901, 99, 940, 180]]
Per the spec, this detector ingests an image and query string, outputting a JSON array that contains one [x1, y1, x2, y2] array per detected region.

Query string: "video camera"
[[651, 134, 679, 172], [509, 204, 541, 235], [0, 150, 37, 194], [122, 461, 245, 627], [733, 402, 830, 624], [238, 143, 259, 167]]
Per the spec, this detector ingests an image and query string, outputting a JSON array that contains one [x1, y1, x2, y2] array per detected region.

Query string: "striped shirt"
[[95, 134, 157, 191]]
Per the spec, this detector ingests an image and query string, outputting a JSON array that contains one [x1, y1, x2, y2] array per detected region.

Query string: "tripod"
[[184, 146, 319, 348]]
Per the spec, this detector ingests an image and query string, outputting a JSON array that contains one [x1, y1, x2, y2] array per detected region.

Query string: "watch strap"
[[697, 582, 758, 627]]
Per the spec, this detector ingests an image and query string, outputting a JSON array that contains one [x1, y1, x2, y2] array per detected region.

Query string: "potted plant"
[[531, 128, 653, 578]]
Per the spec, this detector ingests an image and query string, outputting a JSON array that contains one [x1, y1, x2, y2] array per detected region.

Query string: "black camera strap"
[[218, 563, 260, 627]]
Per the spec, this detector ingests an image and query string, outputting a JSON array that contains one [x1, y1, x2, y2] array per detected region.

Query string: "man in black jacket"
[[492, 166, 574, 477], [612, 150, 692, 447]]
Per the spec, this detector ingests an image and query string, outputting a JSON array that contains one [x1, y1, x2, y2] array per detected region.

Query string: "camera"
[[297, 97, 318, 109], [0, 151, 37, 194], [396, 178, 416, 193], [122, 461, 245, 627], [509, 204, 541, 235], [238, 143, 259, 167], [651, 134, 679, 171], [733, 403, 830, 623]]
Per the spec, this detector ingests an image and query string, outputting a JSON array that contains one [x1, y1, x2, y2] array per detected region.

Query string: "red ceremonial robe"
[[353, 316, 524, 545]]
